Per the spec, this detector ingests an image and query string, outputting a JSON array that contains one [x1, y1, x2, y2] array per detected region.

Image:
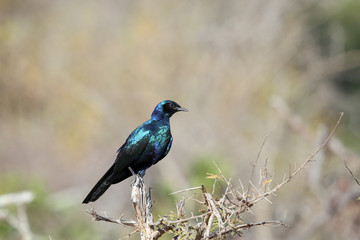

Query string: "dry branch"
[[344, 161, 360, 185], [0, 191, 34, 240]]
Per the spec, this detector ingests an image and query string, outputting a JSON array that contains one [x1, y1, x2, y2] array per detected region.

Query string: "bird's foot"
[[138, 169, 146, 177], [129, 167, 145, 187]]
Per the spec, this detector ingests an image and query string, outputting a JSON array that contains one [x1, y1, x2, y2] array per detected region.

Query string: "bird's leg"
[[138, 169, 146, 178], [136, 170, 145, 188]]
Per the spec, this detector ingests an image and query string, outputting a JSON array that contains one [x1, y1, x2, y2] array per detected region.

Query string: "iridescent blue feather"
[[83, 100, 187, 203]]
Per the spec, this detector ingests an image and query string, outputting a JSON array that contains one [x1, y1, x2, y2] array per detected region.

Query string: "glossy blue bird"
[[82, 100, 187, 203]]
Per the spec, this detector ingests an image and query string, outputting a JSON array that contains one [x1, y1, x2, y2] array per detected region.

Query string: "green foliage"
[[0, 174, 100, 240], [335, 1, 360, 51], [307, 0, 360, 54], [0, 222, 16, 240], [151, 179, 179, 219], [188, 154, 231, 195]]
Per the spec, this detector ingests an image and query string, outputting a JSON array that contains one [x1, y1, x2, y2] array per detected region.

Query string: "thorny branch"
[[87, 113, 343, 239]]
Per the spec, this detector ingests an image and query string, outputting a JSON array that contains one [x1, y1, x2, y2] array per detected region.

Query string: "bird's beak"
[[176, 107, 188, 112]]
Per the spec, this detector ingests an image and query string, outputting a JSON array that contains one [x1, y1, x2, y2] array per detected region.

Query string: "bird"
[[82, 100, 187, 204]]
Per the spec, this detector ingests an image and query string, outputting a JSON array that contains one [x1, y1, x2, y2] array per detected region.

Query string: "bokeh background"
[[1, 0, 360, 239]]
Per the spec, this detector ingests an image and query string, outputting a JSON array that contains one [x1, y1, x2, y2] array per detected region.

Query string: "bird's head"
[[151, 100, 188, 120]]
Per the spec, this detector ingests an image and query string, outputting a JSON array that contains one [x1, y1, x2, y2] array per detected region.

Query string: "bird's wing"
[[113, 128, 150, 173]]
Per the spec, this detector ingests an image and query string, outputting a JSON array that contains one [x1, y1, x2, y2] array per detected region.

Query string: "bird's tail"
[[82, 164, 115, 204]]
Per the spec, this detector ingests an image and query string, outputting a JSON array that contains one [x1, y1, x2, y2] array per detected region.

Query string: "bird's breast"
[[147, 125, 171, 158]]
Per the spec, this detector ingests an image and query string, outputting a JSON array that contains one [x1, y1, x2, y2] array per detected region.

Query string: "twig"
[[208, 220, 287, 239], [156, 213, 209, 225], [169, 186, 202, 195], [289, 112, 343, 180], [246, 128, 275, 203], [86, 209, 136, 227], [0, 191, 34, 207], [344, 160, 360, 185]]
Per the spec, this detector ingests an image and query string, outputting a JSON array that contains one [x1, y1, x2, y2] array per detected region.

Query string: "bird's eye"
[[169, 102, 175, 108]]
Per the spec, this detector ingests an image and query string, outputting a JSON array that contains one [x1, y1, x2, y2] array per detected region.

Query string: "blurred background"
[[1, 0, 360, 239]]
